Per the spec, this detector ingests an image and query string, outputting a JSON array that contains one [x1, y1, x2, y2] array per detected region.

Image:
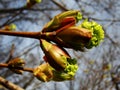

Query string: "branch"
[[6, 44, 15, 63], [0, 30, 57, 40], [51, 0, 68, 11], [88, 17, 120, 22], [0, 7, 59, 14], [0, 76, 24, 90], [0, 30, 41, 39], [0, 7, 25, 13], [0, 63, 33, 73]]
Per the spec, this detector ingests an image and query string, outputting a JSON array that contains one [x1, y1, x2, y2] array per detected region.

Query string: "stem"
[[0, 76, 24, 90], [0, 30, 42, 39], [21, 67, 33, 73], [0, 30, 56, 40], [0, 63, 8, 67], [0, 63, 33, 73]]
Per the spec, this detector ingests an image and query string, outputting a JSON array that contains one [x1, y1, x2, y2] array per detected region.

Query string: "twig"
[[0, 63, 8, 67], [0, 30, 41, 39], [6, 44, 15, 63], [0, 76, 24, 90], [0, 7, 25, 14], [51, 0, 68, 11], [0, 30, 56, 40], [0, 63, 33, 73], [0, 8, 59, 14]]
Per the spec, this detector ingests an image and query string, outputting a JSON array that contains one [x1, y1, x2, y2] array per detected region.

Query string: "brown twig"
[[0, 30, 57, 40], [0, 76, 24, 90], [51, 0, 68, 11], [0, 63, 33, 73], [0, 63, 8, 67], [6, 44, 15, 63], [0, 30, 41, 39]]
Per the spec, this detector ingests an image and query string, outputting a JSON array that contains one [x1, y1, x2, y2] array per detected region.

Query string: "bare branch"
[[0, 76, 24, 90], [51, 0, 68, 11]]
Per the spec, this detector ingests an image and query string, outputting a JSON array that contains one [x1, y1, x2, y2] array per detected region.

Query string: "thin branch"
[[0, 30, 57, 40], [0, 7, 25, 13], [0, 30, 41, 39], [51, 0, 68, 11], [0, 76, 24, 90], [6, 44, 15, 63], [0, 63, 33, 73], [0, 7, 59, 14], [88, 17, 120, 22], [0, 63, 8, 67]]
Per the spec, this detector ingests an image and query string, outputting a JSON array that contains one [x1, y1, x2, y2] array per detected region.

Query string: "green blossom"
[[53, 58, 78, 81], [81, 20, 104, 48]]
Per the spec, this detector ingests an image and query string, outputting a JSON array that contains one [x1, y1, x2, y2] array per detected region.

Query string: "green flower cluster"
[[53, 58, 78, 81], [34, 10, 104, 82], [80, 20, 104, 49]]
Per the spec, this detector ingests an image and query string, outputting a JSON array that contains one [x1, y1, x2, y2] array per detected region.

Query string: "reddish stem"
[[0, 30, 42, 39], [0, 30, 57, 40], [0, 63, 8, 67]]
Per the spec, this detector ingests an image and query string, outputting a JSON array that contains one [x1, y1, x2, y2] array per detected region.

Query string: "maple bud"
[[40, 39, 70, 71], [3, 24, 16, 31], [42, 10, 82, 32], [26, 0, 41, 8], [33, 63, 53, 82], [40, 39, 78, 81], [8, 58, 25, 74], [33, 60, 78, 82], [49, 26, 92, 51], [43, 20, 104, 51]]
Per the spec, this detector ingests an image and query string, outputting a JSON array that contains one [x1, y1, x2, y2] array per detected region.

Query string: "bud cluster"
[[34, 10, 104, 82], [34, 39, 78, 82]]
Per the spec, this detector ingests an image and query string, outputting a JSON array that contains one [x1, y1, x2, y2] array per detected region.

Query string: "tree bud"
[[40, 39, 70, 71], [26, 0, 41, 8], [51, 26, 92, 51], [42, 10, 82, 32], [33, 63, 53, 82], [8, 58, 25, 74]]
